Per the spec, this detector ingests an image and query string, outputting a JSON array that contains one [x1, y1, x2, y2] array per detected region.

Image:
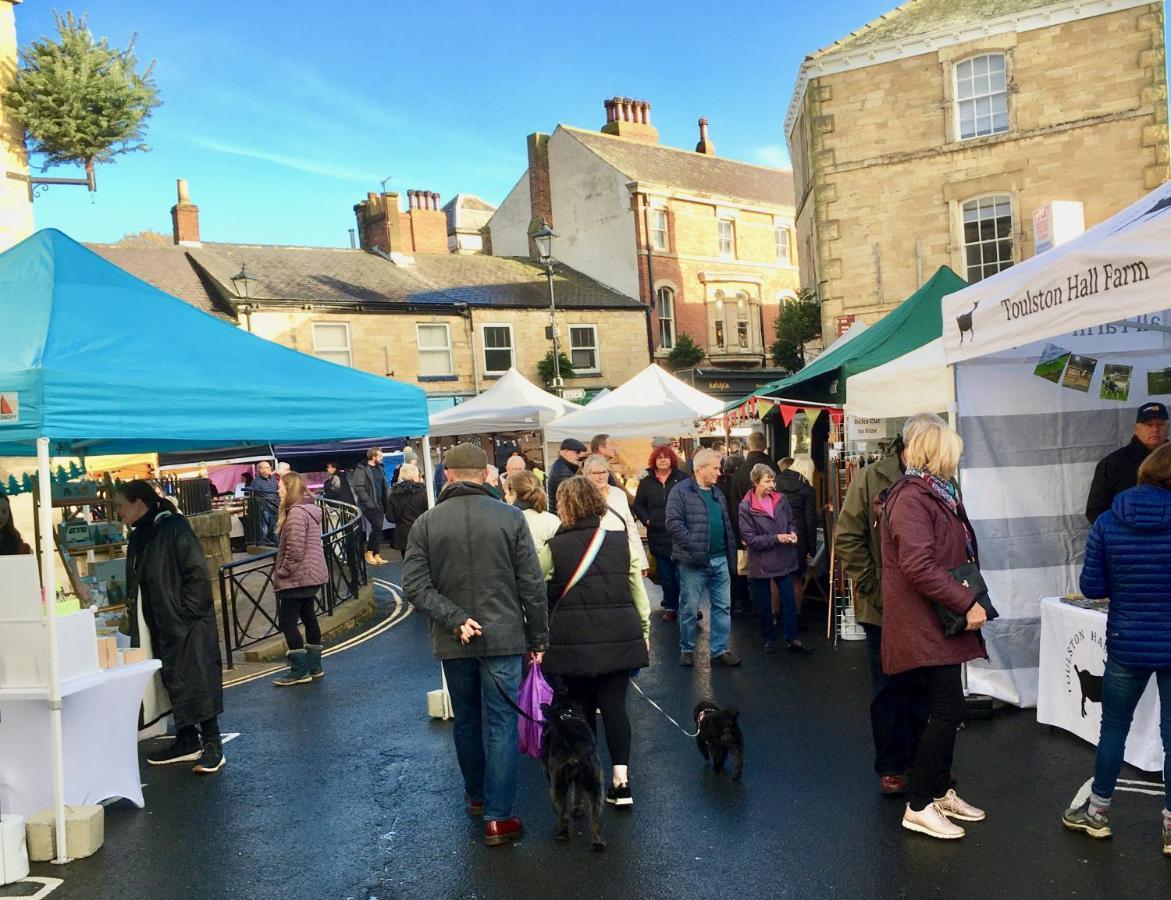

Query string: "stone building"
[[0, 0, 34, 252], [787, 0, 1170, 337], [90, 181, 648, 410], [442, 193, 496, 254], [486, 98, 801, 385]]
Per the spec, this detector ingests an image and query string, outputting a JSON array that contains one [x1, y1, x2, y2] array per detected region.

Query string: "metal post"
[[421, 435, 436, 509], [37, 438, 70, 863], [545, 262, 563, 395]]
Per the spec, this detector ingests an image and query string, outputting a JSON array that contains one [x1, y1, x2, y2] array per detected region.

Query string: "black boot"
[[147, 726, 201, 766], [193, 739, 226, 774]]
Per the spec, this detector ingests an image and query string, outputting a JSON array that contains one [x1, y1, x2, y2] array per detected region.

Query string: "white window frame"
[[311, 322, 352, 367], [481, 323, 515, 375], [961, 194, 1014, 283], [954, 53, 1008, 141], [734, 293, 751, 350], [568, 324, 600, 374], [650, 208, 669, 252], [775, 224, 791, 264], [416, 323, 453, 378], [718, 219, 735, 258], [656, 286, 675, 350]]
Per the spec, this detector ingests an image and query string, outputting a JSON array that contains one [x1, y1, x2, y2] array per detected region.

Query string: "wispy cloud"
[[191, 137, 381, 183], [754, 144, 791, 168]]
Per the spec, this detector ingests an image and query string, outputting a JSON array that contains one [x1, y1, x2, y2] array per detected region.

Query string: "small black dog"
[[693, 700, 744, 780], [540, 698, 605, 851], [1074, 664, 1104, 718]]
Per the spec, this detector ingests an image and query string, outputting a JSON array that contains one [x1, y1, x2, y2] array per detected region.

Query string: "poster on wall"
[[1148, 368, 1171, 395], [1061, 354, 1097, 392], [1033, 343, 1071, 384], [1099, 364, 1132, 401]]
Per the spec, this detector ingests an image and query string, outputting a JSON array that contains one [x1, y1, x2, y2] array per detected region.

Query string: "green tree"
[[537, 350, 575, 387], [666, 333, 705, 371], [769, 289, 822, 372], [3, 12, 161, 188]]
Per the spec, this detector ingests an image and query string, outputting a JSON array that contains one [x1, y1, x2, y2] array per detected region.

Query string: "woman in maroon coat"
[[272, 471, 329, 686], [880, 414, 986, 841]]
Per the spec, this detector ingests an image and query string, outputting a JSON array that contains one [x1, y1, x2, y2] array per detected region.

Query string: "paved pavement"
[[10, 573, 1171, 899]]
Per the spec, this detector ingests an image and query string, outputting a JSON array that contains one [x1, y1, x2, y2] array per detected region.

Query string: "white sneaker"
[[902, 802, 965, 839], [934, 788, 985, 822]]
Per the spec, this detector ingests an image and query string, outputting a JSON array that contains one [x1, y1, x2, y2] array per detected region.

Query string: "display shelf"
[[50, 496, 106, 509], [64, 540, 127, 555]]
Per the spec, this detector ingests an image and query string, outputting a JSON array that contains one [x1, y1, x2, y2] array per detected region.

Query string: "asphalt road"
[[11, 577, 1171, 899]]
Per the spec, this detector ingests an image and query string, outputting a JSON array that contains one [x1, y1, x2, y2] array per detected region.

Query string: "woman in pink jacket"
[[273, 471, 329, 686]]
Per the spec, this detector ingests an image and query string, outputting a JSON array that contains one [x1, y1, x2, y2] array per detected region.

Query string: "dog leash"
[[629, 680, 700, 738]]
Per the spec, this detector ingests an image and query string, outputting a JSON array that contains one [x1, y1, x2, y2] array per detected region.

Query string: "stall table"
[[1036, 596, 1164, 772], [0, 659, 162, 817]]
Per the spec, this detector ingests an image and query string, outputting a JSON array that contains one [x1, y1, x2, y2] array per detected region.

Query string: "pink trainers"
[[934, 789, 985, 822], [902, 803, 965, 840]]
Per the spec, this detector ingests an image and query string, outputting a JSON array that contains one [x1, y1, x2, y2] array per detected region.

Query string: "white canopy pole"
[[37, 437, 69, 863], [421, 435, 436, 510]]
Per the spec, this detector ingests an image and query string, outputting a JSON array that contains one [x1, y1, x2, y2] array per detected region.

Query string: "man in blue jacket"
[[665, 448, 740, 667]]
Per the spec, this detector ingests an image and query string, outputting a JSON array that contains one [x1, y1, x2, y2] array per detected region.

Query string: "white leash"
[[629, 680, 700, 738]]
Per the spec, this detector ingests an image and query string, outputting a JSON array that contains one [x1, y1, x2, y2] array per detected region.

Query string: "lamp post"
[[532, 220, 563, 394], [231, 263, 254, 332]]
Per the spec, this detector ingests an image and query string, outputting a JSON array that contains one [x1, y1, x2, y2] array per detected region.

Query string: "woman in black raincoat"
[[118, 480, 225, 774]]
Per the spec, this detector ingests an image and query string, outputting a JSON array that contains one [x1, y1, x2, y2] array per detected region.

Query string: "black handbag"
[[937, 562, 999, 637]]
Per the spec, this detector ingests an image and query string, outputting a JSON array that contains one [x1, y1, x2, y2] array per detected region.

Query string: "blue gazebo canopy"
[[0, 229, 429, 455]]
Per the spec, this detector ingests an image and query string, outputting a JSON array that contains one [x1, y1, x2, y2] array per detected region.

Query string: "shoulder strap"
[[607, 504, 630, 528], [560, 526, 607, 600]]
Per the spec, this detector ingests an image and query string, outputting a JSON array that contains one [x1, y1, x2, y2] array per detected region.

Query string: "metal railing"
[[217, 497, 368, 668]]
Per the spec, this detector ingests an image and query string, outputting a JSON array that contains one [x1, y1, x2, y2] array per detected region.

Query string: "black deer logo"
[[956, 301, 979, 345], [1074, 664, 1104, 718]]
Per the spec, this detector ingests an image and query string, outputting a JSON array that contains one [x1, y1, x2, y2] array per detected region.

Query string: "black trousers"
[[863, 623, 930, 776], [278, 587, 322, 650], [905, 664, 965, 811], [365, 516, 382, 555], [560, 671, 632, 768]]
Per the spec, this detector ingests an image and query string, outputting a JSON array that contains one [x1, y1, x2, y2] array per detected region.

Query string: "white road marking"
[[1071, 776, 1166, 808], [7, 877, 63, 898]]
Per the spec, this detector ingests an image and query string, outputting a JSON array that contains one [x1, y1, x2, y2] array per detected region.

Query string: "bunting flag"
[[780, 404, 801, 427], [757, 399, 775, 418]]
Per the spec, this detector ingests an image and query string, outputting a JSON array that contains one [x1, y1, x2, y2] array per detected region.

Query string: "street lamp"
[[532, 220, 563, 393], [231, 263, 254, 331]]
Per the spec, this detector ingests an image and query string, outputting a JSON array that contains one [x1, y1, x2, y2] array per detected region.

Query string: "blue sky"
[[11, 2, 1168, 247]]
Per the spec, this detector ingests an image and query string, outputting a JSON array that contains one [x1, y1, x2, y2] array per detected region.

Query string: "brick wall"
[[526, 133, 552, 257], [354, 192, 447, 254]]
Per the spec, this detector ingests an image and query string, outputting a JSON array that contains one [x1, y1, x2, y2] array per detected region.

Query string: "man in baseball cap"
[[547, 438, 586, 515], [1086, 402, 1169, 523]]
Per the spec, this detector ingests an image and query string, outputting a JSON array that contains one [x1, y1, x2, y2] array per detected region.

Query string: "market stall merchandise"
[[942, 181, 1171, 707], [1036, 597, 1163, 772], [0, 229, 431, 861]]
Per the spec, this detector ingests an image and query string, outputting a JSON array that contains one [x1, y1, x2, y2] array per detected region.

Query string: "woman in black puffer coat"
[[386, 463, 429, 556], [545, 476, 650, 809], [776, 454, 819, 610]]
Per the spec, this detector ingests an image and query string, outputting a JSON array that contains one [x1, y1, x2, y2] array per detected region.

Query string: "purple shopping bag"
[[517, 662, 553, 758]]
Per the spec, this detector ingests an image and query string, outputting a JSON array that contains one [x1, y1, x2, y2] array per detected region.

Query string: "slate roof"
[[86, 240, 641, 315], [812, 0, 1065, 58], [562, 127, 795, 208]]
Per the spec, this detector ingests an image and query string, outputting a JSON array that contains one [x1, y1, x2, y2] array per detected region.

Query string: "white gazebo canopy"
[[543, 364, 723, 442], [427, 367, 578, 437], [844, 338, 953, 420]]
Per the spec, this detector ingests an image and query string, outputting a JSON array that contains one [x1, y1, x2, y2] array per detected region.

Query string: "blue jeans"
[[653, 552, 679, 611], [1091, 658, 1171, 807], [748, 575, 796, 642], [441, 655, 523, 821], [258, 500, 278, 545], [677, 556, 732, 657]]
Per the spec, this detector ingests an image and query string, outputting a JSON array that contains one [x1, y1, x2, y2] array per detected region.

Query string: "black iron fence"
[[217, 497, 367, 667]]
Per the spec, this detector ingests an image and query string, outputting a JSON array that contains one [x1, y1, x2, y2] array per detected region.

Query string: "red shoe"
[[465, 794, 483, 817], [661, 610, 678, 622], [880, 774, 907, 795], [484, 817, 523, 846]]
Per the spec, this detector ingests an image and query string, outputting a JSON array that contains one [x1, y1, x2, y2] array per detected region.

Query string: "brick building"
[[788, 0, 1170, 338], [486, 99, 801, 392], [92, 181, 648, 410], [0, 0, 34, 252]]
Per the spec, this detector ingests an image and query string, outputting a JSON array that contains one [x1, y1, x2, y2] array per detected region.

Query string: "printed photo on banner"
[[1099, 364, 1132, 401], [1148, 368, 1171, 395], [1061, 354, 1096, 392], [1034, 343, 1071, 384]]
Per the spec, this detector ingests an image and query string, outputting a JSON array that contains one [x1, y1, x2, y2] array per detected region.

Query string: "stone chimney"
[[353, 191, 403, 254], [355, 188, 449, 254], [403, 188, 447, 252], [600, 96, 659, 144], [526, 133, 553, 258], [695, 117, 716, 156], [171, 178, 201, 246]]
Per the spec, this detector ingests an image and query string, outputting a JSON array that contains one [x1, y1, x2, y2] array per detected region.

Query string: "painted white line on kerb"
[[9, 877, 63, 899]]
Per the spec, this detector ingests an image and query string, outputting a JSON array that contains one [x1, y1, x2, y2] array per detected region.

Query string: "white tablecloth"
[[0, 660, 161, 817], [1036, 596, 1164, 772]]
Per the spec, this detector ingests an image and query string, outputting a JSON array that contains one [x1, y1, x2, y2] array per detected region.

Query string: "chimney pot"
[[171, 177, 200, 245], [643, 101, 652, 125], [622, 97, 633, 122], [176, 178, 190, 204], [432, 191, 440, 211], [695, 117, 716, 156]]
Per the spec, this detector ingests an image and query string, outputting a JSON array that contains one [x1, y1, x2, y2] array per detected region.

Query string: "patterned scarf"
[[905, 466, 958, 514]]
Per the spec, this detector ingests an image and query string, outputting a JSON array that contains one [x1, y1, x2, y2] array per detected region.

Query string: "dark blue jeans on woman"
[[1091, 659, 1171, 807], [652, 551, 679, 611], [749, 574, 796, 642]]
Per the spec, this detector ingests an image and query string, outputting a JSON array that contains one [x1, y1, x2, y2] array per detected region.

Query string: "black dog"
[[693, 700, 744, 780], [1074, 664, 1104, 718], [540, 698, 605, 851]]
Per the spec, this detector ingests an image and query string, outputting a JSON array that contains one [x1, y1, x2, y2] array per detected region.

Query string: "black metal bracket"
[[6, 168, 96, 200]]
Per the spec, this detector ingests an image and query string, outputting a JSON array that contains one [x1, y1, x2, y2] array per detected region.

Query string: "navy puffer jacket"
[[1080, 484, 1171, 668], [664, 477, 736, 569]]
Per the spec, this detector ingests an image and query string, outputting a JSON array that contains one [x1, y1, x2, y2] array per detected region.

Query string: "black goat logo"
[[1074, 664, 1104, 718], [956, 301, 979, 345]]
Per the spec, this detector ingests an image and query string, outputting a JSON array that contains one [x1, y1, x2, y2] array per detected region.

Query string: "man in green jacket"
[[835, 427, 928, 796]]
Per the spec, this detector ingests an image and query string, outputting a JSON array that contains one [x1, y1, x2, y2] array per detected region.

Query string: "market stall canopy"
[[427, 367, 578, 437], [0, 230, 429, 455], [543, 364, 723, 442], [717, 266, 967, 409], [817, 318, 869, 358], [844, 338, 953, 420], [943, 180, 1171, 364]]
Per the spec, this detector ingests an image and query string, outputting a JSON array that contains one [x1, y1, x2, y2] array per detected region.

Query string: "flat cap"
[[443, 442, 488, 470]]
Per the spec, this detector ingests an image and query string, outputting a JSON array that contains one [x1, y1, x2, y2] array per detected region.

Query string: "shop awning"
[[0, 230, 430, 455]]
